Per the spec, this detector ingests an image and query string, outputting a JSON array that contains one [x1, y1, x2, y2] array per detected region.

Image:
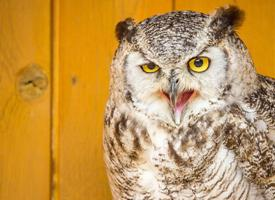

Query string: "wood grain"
[[175, 0, 275, 78], [0, 0, 51, 200], [57, 0, 172, 199]]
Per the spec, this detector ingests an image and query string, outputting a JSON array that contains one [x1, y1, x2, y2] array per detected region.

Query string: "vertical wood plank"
[[51, 0, 60, 199], [0, 1, 51, 200], [57, 0, 172, 199], [175, 0, 275, 78]]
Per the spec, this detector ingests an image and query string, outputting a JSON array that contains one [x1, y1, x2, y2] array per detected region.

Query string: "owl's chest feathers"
[[104, 108, 264, 199], [135, 145, 262, 200]]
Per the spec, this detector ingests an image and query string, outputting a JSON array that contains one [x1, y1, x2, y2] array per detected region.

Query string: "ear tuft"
[[210, 5, 244, 34], [115, 18, 136, 42]]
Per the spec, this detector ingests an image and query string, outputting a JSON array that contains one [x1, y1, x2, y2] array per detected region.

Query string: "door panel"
[[0, 1, 51, 200]]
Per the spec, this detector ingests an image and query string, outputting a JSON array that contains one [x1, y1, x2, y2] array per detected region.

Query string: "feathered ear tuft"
[[115, 18, 136, 42], [209, 5, 244, 37]]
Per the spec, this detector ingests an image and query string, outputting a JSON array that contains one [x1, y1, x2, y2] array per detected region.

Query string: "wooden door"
[[0, 0, 51, 200], [0, 1, 274, 200]]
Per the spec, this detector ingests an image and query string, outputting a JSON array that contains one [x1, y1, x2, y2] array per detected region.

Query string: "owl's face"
[[125, 46, 228, 125], [111, 7, 257, 126]]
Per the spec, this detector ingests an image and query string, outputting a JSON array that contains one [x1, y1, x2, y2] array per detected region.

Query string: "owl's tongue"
[[173, 91, 194, 125]]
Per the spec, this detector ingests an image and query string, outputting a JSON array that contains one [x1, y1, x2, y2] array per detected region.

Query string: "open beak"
[[163, 79, 194, 125]]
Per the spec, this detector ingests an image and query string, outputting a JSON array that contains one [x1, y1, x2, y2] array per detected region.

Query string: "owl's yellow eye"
[[188, 57, 210, 73], [140, 63, 160, 73]]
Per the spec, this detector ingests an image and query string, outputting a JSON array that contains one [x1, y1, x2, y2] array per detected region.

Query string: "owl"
[[104, 6, 275, 200]]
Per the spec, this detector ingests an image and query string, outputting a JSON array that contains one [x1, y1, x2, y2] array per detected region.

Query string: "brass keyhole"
[[17, 64, 48, 100]]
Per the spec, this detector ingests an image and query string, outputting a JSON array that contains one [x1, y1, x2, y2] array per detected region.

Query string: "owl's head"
[[109, 6, 257, 126]]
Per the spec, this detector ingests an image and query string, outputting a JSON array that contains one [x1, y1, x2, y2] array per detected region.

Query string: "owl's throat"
[[162, 90, 195, 125], [173, 91, 194, 125], [173, 90, 194, 124]]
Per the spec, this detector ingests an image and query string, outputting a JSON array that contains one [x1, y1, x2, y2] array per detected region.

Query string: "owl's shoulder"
[[223, 104, 275, 198], [244, 74, 275, 130]]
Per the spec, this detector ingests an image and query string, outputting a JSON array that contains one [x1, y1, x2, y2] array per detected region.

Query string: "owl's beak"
[[169, 79, 178, 107], [168, 80, 194, 125]]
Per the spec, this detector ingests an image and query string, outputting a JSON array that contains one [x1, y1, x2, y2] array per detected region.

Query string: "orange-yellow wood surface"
[[1, 1, 274, 200], [0, 0, 51, 200]]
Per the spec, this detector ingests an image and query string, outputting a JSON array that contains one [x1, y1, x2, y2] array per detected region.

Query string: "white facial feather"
[[126, 52, 173, 124], [193, 47, 228, 98]]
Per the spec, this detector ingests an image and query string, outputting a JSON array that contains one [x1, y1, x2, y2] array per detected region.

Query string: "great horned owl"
[[104, 6, 275, 200]]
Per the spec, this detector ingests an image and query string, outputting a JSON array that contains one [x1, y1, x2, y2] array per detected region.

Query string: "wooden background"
[[0, 0, 274, 200]]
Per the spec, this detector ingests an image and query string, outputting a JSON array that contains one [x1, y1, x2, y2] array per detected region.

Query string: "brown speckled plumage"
[[245, 75, 275, 129], [104, 5, 275, 200]]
